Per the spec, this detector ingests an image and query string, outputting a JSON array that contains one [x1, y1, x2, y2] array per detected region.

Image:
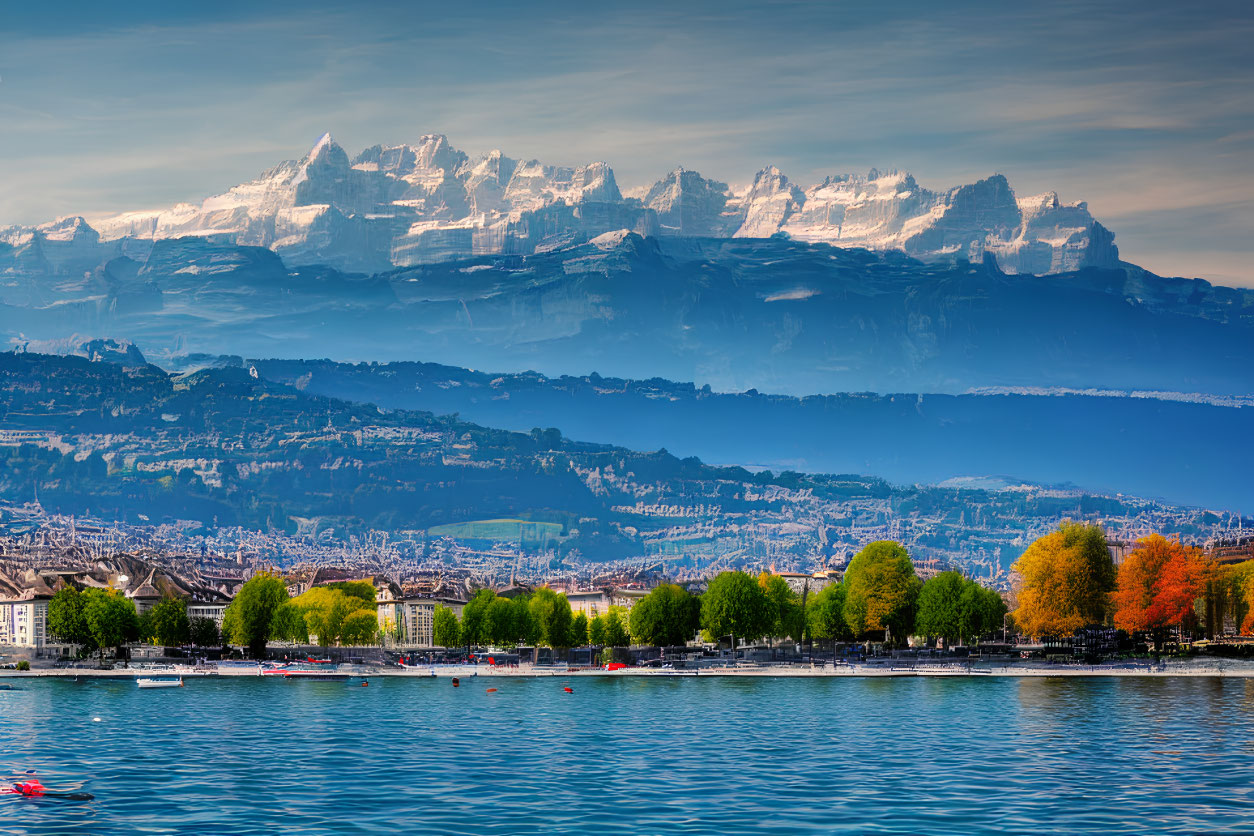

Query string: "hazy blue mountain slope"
[[252, 358, 1254, 512], [0, 353, 1241, 574], [3, 234, 1251, 396]]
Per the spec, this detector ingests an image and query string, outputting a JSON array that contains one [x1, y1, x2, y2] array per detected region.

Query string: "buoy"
[[563, 686, 574, 693], [486, 687, 498, 693], [360, 681, 369, 687], [92, 717, 101, 722], [452, 677, 460, 687]]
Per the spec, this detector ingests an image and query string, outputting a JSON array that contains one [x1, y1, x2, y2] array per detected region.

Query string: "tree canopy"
[[915, 571, 1006, 644], [842, 541, 920, 641], [47, 586, 89, 646], [603, 605, 631, 647], [460, 589, 496, 647], [433, 605, 461, 648], [588, 614, 606, 646], [270, 601, 308, 644], [570, 611, 589, 646], [1113, 534, 1213, 640], [807, 582, 853, 643], [289, 586, 377, 646], [148, 597, 191, 647], [529, 588, 573, 648], [82, 589, 138, 661], [759, 573, 805, 642], [189, 616, 220, 648], [629, 583, 700, 647], [701, 571, 773, 647], [1012, 522, 1114, 638], [222, 571, 289, 656]]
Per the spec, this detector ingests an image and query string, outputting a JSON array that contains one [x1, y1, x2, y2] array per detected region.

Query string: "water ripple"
[[1, 677, 1253, 833]]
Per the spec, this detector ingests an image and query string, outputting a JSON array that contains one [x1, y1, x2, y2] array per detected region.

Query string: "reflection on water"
[[2, 677, 1253, 834]]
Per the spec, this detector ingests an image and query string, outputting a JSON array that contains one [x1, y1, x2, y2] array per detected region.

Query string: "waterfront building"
[[0, 590, 49, 648], [566, 588, 649, 618], [376, 587, 466, 646], [187, 601, 229, 627]]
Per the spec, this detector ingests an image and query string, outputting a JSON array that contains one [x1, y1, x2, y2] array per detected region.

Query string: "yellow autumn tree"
[[1012, 522, 1114, 638]]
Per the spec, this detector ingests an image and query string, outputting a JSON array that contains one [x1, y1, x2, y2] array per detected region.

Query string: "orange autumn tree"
[[1012, 522, 1114, 638], [1113, 535, 1213, 649]]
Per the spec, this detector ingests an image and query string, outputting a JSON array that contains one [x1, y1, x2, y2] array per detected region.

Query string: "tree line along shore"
[[30, 522, 1254, 664]]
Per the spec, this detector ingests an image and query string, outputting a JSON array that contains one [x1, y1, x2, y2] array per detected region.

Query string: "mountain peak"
[[307, 132, 335, 160], [58, 134, 1119, 276]]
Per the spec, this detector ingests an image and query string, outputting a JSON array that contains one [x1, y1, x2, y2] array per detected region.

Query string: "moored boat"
[[137, 677, 184, 688], [283, 671, 349, 681]]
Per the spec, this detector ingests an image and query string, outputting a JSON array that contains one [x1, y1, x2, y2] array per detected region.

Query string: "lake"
[[3, 675, 1253, 833]]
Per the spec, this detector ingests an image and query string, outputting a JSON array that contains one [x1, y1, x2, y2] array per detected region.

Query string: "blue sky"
[[1, 0, 1251, 283]]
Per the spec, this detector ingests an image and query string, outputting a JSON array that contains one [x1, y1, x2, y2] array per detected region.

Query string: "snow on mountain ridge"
[[17, 133, 1119, 275]]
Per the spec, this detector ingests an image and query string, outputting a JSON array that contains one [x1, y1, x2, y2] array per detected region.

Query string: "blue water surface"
[[2, 676, 1253, 834]]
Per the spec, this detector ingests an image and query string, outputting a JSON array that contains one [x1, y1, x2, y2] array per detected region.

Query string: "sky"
[[1, 0, 1251, 284]]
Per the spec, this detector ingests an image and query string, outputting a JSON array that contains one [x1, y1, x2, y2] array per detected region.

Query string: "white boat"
[[136, 677, 184, 688]]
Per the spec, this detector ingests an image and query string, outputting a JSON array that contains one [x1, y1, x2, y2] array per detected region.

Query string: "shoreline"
[[7, 660, 1254, 680]]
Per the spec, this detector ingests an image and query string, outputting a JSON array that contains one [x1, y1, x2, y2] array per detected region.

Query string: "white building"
[[565, 588, 648, 619], [187, 602, 229, 627], [0, 593, 49, 649], [376, 590, 465, 647]]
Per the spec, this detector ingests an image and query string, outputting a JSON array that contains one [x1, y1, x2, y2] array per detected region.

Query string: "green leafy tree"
[[47, 586, 90, 647], [529, 588, 574, 648], [340, 611, 379, 645], [914, 571, 1008, 646], [842, 541, 921, 643], [807, 582, 853, 658], [433, 605, 461, 647], [915, 572, 967, 644], [484, 597, 517, 646], [512, 595, 539, 646], [222, 571, 288, 657], [270, 601, 308, 643], [588, 614, 607, 646], [700, 571, 772, 651], [82, 589, 139, 663], [189, 616, 220, 648], [604, 606, 631, 647], [965, 583, 1007, 642], [137, 610, 155, 644], [460, 589, 496, 647], [629, 584, 700, 647], [149, 597, 191, 647], [302, 595, 353, 646], [759, 573, 804, 642], [570, 611, 589, 647], [324, 581, 377, 605]]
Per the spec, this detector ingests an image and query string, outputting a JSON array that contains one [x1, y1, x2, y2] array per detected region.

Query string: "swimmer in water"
[[3, 774, 93, 801]]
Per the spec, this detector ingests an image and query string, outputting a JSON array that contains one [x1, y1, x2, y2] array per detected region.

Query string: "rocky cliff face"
[[5, 133, 1119, 275]]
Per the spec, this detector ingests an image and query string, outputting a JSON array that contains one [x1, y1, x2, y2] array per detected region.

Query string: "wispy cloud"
[[0, 0, 1251, 282]]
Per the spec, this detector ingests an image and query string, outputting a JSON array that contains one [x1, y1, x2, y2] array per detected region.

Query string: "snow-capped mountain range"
[[2, 133, 1119, 275]]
